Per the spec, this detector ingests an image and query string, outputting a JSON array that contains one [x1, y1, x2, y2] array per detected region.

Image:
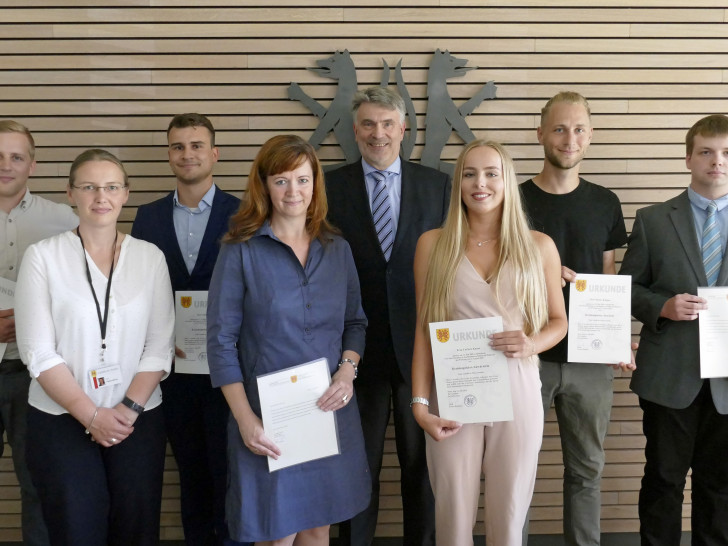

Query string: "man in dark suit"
[[620, 114, 728, 545], [326, 87, 451, 546], [132, 114, 244, 546]]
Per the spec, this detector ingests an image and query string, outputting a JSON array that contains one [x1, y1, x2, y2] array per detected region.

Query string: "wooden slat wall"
[[1, 1, 725, 541]]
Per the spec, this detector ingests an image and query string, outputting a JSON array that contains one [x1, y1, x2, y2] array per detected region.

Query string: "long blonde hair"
[[419, 140, 548, 337]]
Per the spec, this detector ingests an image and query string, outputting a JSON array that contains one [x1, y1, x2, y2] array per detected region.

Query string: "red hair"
[[224, 135, 334, 243]]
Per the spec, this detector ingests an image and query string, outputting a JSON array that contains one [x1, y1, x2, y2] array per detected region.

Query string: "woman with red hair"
[[207, 135, 370, 545]]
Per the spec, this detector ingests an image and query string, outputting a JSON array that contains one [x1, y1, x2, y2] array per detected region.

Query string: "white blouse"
[[15, 231, 174, 415]]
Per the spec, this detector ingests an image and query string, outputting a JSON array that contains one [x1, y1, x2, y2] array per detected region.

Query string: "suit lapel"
[[191, 185, 225, 277], [669, 191, 707, 285], [160, 193, 190, 279], [348, 163, 375, 227], [347, 164, 387, 259], [392, 162, 415, 259]]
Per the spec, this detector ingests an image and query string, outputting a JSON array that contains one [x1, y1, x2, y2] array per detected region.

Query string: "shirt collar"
[[687, 186, 728, 212], [253, 219, 330, 246], [173, 184, 216, 212], [254, 220, 276, 240], [361, 156, 402, 178], [17, 188, 32, 211]]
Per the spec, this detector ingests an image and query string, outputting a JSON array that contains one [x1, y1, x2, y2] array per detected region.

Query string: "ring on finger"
[[342, 394, 348, 403]]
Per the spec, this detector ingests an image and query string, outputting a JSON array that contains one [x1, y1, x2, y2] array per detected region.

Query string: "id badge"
[[89, 364, 123, 390]]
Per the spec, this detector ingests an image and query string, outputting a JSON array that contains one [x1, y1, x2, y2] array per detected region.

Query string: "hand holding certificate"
[[257, 358, 340, 472], [567, 274, 632, 365], [429, 316, 513, 424], [698, 287, 728, 378]]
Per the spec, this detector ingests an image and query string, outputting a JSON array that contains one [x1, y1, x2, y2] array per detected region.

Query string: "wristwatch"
[[122, 396, 145, 415]]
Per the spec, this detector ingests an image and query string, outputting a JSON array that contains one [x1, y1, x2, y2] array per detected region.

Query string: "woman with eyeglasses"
[[15, 149, 175, 545]]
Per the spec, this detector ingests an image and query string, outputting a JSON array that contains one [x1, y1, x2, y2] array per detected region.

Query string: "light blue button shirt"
[[687, 187, 728, 254], [173, 184, 216, 274], [362, 157, 402, 240]]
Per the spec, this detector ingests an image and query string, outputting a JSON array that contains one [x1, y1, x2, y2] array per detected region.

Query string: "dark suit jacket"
[[325, 160, 451, 383], [131, 186, 240, 292], [620, 190, 728, 412]]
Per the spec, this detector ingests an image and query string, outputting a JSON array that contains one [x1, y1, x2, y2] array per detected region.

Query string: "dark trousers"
[[639, 382, 728, 546], [339, 346, 435, 546], [162, 372, 246, 546], [26, 405, 166, 546], [0, 365, 49, 546]]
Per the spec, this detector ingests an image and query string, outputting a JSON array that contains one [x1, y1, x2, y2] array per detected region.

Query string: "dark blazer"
[[620, 190, 728, 412], [325, 160, 451, 383], [131, 186, 240, 292]]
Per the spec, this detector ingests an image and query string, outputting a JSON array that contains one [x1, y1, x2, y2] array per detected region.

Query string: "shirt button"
[[305, 328, 310, 333], [8, 266, 13, 270], [302, 280, 309, 286], [8, 242, 13, 246], [306, 303, 311, 309]]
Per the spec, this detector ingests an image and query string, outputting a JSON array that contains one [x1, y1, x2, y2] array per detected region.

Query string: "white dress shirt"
[[15, 231, 174, 414]]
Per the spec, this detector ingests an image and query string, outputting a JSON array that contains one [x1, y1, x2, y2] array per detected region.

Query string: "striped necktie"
[[371, 170, 394, 261], [702, 200, 722, 286]]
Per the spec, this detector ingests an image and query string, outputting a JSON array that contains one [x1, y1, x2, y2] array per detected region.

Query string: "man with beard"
[[132, 114, 245, 546], [519, 92, 628, 545]]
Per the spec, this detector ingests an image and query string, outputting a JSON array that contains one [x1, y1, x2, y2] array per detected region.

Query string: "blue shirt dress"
[[207, 222, 371, 542]]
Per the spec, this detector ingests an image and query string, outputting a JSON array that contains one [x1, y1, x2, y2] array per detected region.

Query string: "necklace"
[[474, 236, 498, 247]]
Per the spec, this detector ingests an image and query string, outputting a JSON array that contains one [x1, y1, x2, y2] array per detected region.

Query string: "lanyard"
[[77, 228, 118, 353]]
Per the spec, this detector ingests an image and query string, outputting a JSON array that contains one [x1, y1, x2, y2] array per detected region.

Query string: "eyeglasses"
[[71, 184, 128, 194]]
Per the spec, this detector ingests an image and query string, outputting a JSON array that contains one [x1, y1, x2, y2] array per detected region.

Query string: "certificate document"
[[698, 287, 728, 378], [257, 358, 340, 472], [0, 278, 15, 362], [175, 291, 210, 374], [567, 274, 632, 365], [429, 316, 513, 424]]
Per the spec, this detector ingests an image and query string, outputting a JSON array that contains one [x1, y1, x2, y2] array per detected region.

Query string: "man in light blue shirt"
[[621, 114, 728, 544], [132, 114, 244, 546]]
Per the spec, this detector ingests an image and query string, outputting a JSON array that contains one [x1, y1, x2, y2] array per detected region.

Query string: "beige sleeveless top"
[[451, 256, 537, 365]]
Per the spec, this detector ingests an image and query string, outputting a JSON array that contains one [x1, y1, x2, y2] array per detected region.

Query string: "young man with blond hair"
[[0, 120, 78, 545]]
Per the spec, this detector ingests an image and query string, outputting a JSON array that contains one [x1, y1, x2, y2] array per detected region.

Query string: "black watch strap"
[[122, 396, 145, 414]]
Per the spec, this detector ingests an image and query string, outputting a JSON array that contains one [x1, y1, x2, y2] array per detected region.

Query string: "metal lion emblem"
[[436, 328, 450, 343], [180, 296, 192, 308], [575, 279, 587, 292]]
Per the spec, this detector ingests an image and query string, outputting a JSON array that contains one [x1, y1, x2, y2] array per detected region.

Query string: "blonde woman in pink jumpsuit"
[[411, 140, 568, 546]]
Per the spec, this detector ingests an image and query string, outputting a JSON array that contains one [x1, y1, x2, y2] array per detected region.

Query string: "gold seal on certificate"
[[428, 316, 513, 424], [257, 358, 341, 472], [567, 273, 632, 365]]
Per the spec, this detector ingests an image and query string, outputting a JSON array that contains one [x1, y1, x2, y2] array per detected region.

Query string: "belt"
[[0, 359, 27, 374]]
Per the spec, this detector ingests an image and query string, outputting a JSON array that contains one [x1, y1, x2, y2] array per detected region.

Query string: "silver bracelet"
[[338, 358, 358, 379], [410, 397, 430, 407], [84, 408, 99, 435]]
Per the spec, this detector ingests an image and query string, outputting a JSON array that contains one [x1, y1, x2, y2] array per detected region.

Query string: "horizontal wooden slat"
[[3, 1, 718, 539]]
